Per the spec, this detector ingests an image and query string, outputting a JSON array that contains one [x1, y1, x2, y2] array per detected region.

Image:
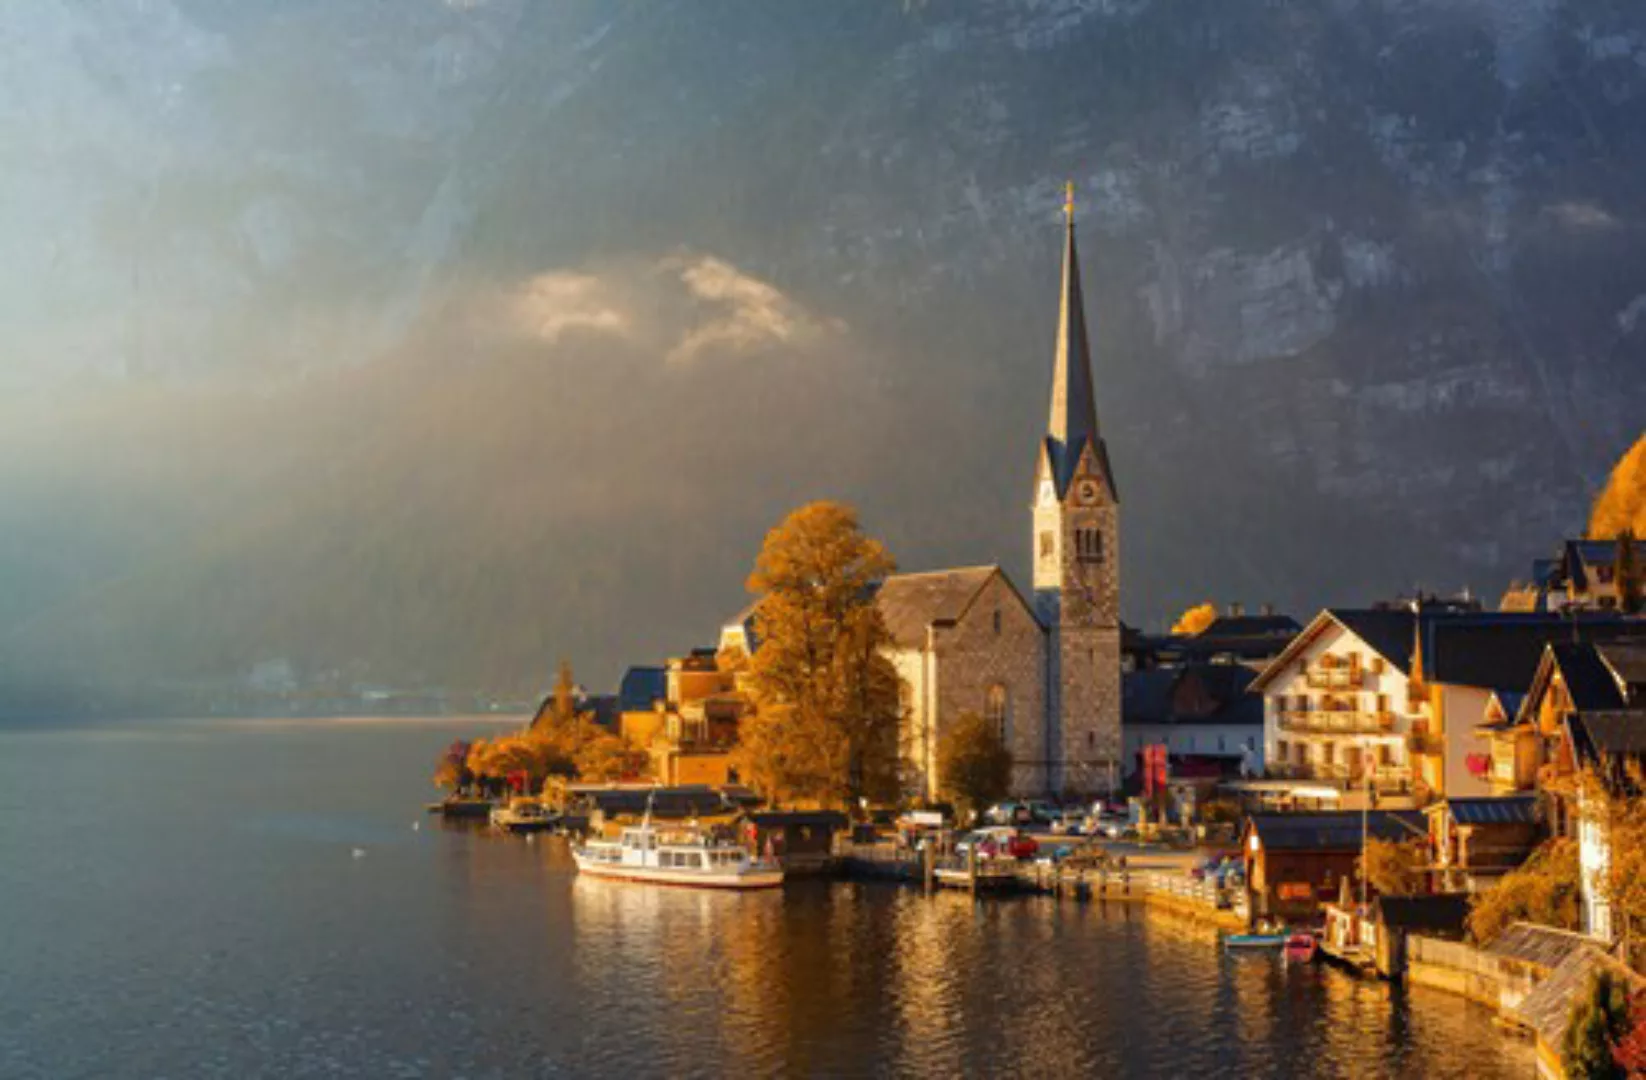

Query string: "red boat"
[[1283, 933, 1319, 964]]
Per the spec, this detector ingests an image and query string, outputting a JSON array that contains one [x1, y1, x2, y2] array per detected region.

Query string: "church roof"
[[1044, 201, 1117, 501], [875, 565, 1033, 649]]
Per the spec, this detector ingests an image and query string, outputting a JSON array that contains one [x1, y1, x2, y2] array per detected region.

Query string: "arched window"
[[985, 684, 1009, 740], [1075, 528, 1104, 564]]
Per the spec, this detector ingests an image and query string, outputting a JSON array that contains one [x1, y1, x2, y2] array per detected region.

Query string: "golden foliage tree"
[[1361, 837, 1428, 897], [735, 501, 902, 811], [1171, 602, 1218, 636], [1591, 434, 1646, 540], [938, 711, 1014, 823], [1466, 837, 1582, 944]]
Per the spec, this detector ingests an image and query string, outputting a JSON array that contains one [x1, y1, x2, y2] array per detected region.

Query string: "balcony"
[[1305, 669, 1364, 690], [1263, 762, 1413, 793], [1277, 710, 1396, 735]]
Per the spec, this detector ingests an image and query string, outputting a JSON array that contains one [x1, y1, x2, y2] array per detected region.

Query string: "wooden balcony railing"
[[1306, 670, 1364, 690], [1277, 710, 1395, 735]]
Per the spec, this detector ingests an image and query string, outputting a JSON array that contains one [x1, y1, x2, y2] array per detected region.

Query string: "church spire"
[[1044, 182, 1114, 500]]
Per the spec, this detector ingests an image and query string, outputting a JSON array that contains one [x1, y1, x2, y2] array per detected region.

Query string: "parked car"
[[1090, 811, 1129, 839], [1049, 808, 1090, 835], [983, 801, 1033, 826], [957, 827, 1039, 860]]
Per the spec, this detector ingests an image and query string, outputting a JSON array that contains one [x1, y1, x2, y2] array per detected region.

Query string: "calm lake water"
[[0, 717, 1533, 1078]]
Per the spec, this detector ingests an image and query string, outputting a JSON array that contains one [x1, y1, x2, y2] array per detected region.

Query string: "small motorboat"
[[490, 800, 555, 834], [1283, 933, 1319, 964], [1224, 932, 1288, 951]]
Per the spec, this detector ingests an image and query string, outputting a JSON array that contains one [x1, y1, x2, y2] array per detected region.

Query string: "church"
[[715, 190, 1121, 800], [876, 189, 1122, 801]]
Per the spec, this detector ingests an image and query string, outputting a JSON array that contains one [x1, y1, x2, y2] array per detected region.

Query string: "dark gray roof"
[[1511, 944, 1638, 1047], [1043, 220, 1116, 501], [574, 785, 761, 818], [1373, 894, 1472, 935], [875, 566, 1025, 649], [1123, 664, 1261, 727], [1247, 811, 1427, 852], [1485, 922, 1602, 970], [1601, 642, 1646, 688], [1330, 610, 1418, 673], [618, 666, 667, 712], [1199, 614, 1302, 638], [744, 810, 849, 829], [1421, 614, 1637, 694], [1569, 710, 1646, 764], [1433, 795, 1540, 826]]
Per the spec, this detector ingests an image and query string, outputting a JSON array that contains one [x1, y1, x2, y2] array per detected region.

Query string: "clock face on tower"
[[1074, 478, 1101, 506]]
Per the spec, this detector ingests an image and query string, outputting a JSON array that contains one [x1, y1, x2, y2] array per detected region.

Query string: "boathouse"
[[1242, 811, 1426, 922]]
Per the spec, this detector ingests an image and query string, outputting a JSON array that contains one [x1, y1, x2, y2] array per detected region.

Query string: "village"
[[430, 191, 1646, 1080]]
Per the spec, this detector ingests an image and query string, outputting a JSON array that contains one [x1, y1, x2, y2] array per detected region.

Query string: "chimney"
[[1228, 602, 1245, 617], [1260, 602, 1275, 617]]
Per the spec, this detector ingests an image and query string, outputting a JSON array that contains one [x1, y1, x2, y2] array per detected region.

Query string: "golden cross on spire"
[[1064, 180, 1075, 225]]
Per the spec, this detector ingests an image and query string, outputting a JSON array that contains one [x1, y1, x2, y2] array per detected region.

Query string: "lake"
[[0, 717, 1533, 1078]]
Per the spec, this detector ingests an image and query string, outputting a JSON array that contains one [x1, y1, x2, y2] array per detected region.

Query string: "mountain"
[[1, 0, 1643, 712]]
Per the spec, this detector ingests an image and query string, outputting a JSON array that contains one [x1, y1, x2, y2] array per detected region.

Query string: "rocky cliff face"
[[1, 0, 1642, 704]]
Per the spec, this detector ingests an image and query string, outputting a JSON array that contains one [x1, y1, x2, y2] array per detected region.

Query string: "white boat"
[[572, 821, 784, 890]]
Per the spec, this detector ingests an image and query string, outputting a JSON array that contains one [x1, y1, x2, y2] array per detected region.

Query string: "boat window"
[[685, 853, 703, 868]]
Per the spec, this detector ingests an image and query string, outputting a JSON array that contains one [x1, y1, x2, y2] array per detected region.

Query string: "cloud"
[[661, 254, 844, 365], [1545, 200, 1622, 231], [501, 253, 844, 366], [508, 271, 630, 344]]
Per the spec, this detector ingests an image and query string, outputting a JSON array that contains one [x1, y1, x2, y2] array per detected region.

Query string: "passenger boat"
[[572, 821, 783, 890], [1224, 932, 1288, 951], [1283, 933, 1319, 963], [490, 800, 555, 834]]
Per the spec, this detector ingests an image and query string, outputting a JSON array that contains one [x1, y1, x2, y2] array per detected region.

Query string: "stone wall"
[[929, 572, 1048, 797]]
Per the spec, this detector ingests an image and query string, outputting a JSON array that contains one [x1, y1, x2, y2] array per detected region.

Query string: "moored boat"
[[1224, 932, 1288, 951], [490, 800, 554, 834], [1283, 932, 1319, 963], [573, 822, 783, 890]]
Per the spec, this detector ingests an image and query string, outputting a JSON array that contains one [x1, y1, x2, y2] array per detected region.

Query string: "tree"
[[1611, 991, 1646, 1076], [1466, 838, 1583, 944], [735, 501, 902, 810], [1361, 837, 1428, 897], [1171, 602, 1217, 636], [1591, 434, 1646, 541], [573, 724, 647, 783], [938, 711, 1014, 823], [1562, 969, 1631, 1080], [433, 739, 474, 792], [531, 659, 580, 733]]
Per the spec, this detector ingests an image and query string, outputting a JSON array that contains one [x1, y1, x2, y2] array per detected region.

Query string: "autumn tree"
[[573, 725, 647, 783], [433, 739, 474, 793], [1171, 602, 1217, 636], [938, 711, 1014, 824], [735, 501, 902, 811], [1562, 969, 1632, 1080], [1591, 433, 1646, 541], [1466, 837, 1583, 944], [1361, 837, 1428, 897]]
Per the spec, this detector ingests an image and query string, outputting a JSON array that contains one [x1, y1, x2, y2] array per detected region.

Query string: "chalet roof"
[[874, 566, 1037, 649], [1248, 609, 1415, 693], [1551, 641, 1629, 710], [618, 666, 667, 712], [1426, 795, 1540, 826], [1483, 921, 1602, 970], [1373, 894, 1472, 935], [1246, 811, 1426, 852]]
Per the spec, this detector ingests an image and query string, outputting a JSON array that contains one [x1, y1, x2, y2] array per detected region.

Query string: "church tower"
[[1032, 184, 1121, 797]]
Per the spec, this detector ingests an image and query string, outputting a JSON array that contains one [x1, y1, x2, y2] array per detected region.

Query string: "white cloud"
[[661, 254, 843, 366], [502, 253, 843, 366], [508, 271, 629, 344]]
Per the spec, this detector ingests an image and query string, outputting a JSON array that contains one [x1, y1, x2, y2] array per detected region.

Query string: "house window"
[[1218, 735, 1226, 752], [1371, 657, 1386, 675], [1039, 532, 1054, 558], [1278, 739, 1289, 761], [985, 684, 1009, 740], [1075, 528, 1104, 564]]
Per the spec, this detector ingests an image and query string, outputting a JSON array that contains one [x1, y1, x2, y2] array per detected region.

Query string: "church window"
[[985, 684, 1008, 739], [992, 609, 1002, 635], [1039, 532, 1054, 558], [1075, 528, 1103, 564]]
